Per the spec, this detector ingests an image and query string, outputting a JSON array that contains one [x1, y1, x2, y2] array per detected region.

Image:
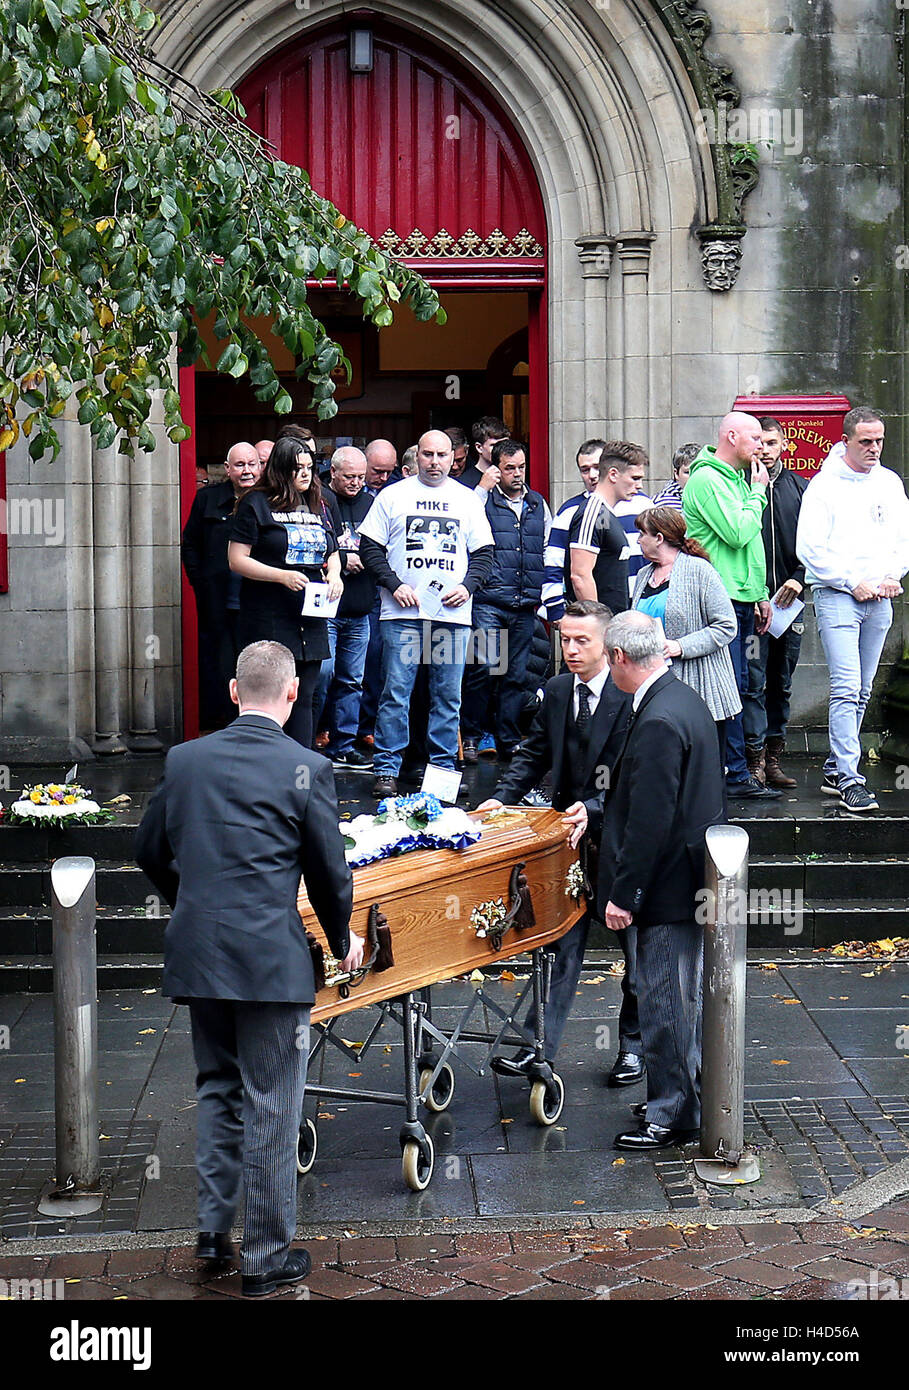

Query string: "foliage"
[[0, 0, 445, 460]]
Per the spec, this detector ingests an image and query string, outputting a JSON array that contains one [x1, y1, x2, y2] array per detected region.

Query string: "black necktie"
[[577, 683, 592, 735]]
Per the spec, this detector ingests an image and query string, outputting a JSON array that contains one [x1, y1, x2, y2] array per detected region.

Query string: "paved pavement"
[[3, 959, 909, 1245], [3, 1201, 909, 1301]]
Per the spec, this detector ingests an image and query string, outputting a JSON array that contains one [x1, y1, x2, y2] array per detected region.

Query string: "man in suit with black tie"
[[598, 610, 725, 1151], [476, 600, 642, 1082], [136, 641, 363, 1297]]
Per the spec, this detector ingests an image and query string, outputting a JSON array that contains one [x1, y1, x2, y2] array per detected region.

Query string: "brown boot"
[[765, 736, 796, 788], [745, 743, 766, 785]]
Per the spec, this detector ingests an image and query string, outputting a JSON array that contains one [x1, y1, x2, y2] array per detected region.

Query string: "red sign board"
[[731, 395, 852, 478]]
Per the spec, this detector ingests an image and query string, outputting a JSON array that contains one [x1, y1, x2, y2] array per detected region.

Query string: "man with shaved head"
[[365, 438, 399, 493], [182, 441, 264, 729], [359, 430, 495, 797], [683, 412, 779, 800]]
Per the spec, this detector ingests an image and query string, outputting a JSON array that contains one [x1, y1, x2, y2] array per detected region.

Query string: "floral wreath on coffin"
[[340, 793, 481, 867]]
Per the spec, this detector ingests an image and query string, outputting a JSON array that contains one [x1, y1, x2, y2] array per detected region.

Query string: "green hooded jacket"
[[682, 447, 768, 602]]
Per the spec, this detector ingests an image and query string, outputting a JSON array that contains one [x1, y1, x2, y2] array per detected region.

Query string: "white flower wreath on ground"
[[5, 781, 112, 826]]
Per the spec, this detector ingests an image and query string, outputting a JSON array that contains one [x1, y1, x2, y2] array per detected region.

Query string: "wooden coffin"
[[297, 808, 585, 1023]]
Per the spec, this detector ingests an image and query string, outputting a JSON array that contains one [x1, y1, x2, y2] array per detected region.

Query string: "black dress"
[[231, 490, 338, 745]]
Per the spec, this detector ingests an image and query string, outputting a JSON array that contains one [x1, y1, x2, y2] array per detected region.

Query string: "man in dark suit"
[[477, 600, 641, 1081], [136, 641, 363, 1296], [181, 441, 263, 730], [598, 611, 725, 1151]]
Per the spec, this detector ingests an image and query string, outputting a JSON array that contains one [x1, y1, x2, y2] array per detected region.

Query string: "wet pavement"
[[2, 958, 909, 1241]]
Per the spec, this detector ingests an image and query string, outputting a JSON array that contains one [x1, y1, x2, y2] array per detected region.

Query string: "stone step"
[[729, 812, 909, 856], [0, 862, 158, 908], [0, 907, 167, 955], [0, 954, 164, 993]]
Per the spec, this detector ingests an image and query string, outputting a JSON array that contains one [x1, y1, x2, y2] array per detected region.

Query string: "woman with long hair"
[[229, 436, 343, 747], [633, 505, 740, 763]]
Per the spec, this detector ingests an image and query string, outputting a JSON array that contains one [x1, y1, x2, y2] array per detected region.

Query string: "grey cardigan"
[[632, 551, 742, 720]]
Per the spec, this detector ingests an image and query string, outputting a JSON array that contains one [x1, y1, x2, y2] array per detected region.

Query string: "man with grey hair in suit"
[[136, 641, 363, 1296], [599, 611, 725, 1151]]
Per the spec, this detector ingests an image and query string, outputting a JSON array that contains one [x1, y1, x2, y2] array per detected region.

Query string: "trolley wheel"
[[402, 1134, 435, 1191], [296, 1117, 317, 1175], [530, 1073, 565, 1126], [419, 1062, 455, 1113]]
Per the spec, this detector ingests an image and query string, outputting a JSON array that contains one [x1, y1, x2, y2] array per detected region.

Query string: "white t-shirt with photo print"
[[359, 476, 493, 625]]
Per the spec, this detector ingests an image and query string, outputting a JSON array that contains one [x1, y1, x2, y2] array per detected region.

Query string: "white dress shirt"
[[572, 663, 610, 720], [632, 662, 670, 712]]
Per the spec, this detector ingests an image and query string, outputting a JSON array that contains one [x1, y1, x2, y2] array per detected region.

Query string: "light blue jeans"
[[812, 586, 892, 787], [373, 619, 471, 776]]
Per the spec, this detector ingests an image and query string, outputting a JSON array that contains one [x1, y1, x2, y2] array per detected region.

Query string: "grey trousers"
[[189, 999, 310, 1277], [524, 910, 642, 1058], [624, 920, 703, 1131]]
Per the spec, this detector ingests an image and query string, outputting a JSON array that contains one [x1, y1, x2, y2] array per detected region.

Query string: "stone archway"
[[153, 0, 723, 488]]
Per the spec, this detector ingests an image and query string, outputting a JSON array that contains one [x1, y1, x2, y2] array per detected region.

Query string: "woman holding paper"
[[229, 437, 343, 748], [632, 506, 740, 763]]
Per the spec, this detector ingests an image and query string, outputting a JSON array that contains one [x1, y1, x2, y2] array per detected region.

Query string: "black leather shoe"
[[630, 1101, 647, 1120], [489, 1048, 539, 1078], [242, 1249, 312, 1298], [614, 1122, 700, 1151], [607, 1051, 645, 1086], [196, 1231, 235, 1262]]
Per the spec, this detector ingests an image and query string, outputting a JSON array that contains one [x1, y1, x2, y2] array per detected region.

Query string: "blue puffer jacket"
[[480, 487, 548, 611]]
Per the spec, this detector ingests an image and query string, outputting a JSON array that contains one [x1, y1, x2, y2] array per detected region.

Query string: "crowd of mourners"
[[183, 405, 909, 813]]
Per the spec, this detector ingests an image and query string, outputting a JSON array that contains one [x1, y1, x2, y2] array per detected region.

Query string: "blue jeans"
[[317, 615, 371, 755], [812, 586, 892, 787], [724, 600, 754, 784], [373, 620, 471, 776], [460, 603, 536, 751], [357, 598, 383, 738], [742, 622, 804, 746]]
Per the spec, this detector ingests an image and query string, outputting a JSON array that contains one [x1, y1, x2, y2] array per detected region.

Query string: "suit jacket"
[[495, 670, 631, 840], [597, 669, 725, 925], [135, 715, 352, 1004]]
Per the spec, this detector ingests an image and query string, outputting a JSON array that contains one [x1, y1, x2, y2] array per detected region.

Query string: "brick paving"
[[3, 1199, 907, 1300]]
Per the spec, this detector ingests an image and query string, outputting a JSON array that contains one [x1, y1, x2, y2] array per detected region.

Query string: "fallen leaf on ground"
[[613, 1159, 626, 1167], [771, 1059, 790, 1066], [500, 970, 516, 981]]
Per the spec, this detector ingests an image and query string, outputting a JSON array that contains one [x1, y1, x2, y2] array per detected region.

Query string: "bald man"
[[682, 413, 779, 800], [365, 439, 399, 493], [359, 431, 495, 797], [182, 441, 264, 729]]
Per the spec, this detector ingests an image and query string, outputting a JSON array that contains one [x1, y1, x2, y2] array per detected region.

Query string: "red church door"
[[181, 15, 548, 734]]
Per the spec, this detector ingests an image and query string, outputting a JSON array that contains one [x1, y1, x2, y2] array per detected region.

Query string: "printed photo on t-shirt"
[[406, 516, 460, 558], [271, 509, 327, 567]]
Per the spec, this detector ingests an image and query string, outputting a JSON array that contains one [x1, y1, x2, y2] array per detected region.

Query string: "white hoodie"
[[796, 444, 909, 592]]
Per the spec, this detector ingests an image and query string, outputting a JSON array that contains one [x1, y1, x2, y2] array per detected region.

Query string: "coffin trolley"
[[295, 807, 585, 1190]]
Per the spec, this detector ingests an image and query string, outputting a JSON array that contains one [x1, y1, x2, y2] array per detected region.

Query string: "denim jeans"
[[724, 600, 754, 784], [742, 622, 804, 746], [316, 615, 371, 756], [373, 620, 471, 776], [460, 603, 536, 752], [812, 586, 892, 787], [357, 598, 383, 738]]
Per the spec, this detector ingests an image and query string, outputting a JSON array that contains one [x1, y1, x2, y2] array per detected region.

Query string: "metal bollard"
[[694, 824, 760, 1186], [38, 857, 103, 1216]]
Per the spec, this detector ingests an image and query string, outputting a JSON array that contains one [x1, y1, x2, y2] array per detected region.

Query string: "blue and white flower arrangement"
[[340, 794, 481, 867]]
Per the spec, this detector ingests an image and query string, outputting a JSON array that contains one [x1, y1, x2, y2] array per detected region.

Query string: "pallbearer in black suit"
[[477, 601, 642, 1082], [598, 611, 725, 1151], [136, 642, 364, 1296]]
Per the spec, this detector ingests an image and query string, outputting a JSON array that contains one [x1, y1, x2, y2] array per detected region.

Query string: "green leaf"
[[78, 398, 99, 425], [108, 64, 136, 111], [56, 27, 84, 67], [96, 418, 117, 450], [274, 390, 293, 415], [215, 342, 240, 374], [23, 127, 51, 156], [80, 41, 112, 84], [42, 0, 63, 33]]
